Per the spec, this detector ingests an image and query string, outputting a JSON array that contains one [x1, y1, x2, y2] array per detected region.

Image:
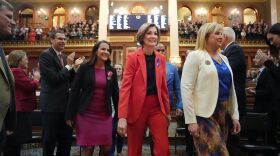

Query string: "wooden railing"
[[1, 39, 97, 48], [179, 39, 268, 48]]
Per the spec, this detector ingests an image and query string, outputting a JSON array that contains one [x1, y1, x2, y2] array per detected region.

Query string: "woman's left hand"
[[232, 119, 241, 135]]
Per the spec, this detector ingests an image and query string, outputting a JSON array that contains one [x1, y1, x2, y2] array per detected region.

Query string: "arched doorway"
[[178, 6, 192, 22], [211, 6, 224, 25], [85, 6, 99, 23], [52, 7, 66, 28], [243, 8, 257, 24], [19, 8, 33, 27]]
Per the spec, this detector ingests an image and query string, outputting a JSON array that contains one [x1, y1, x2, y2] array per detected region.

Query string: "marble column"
[[168, 0, 181, 65], [98, 0, 109, 40]]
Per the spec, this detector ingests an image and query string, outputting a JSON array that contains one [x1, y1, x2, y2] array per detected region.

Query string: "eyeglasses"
[[156, 49, 165, 52]]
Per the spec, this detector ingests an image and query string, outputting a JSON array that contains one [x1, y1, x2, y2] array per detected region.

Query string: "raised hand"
[[67, 52, 76, 66]]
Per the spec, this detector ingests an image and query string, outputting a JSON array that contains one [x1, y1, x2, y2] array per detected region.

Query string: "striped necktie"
[[58, 54, 64, 67]]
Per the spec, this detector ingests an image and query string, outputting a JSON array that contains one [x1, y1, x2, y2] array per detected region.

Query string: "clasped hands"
[[66, 52, 85, 70], [256, 49, 274, 65]]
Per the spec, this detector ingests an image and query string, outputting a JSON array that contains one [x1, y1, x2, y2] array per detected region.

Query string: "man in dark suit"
[[0, 0, 16, 155], [221, 27, 247, 156], [248, 52, 280, 145], [39, 30, 78, 156]]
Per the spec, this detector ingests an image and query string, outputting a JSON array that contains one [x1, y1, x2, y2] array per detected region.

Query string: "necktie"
[[58, 54, 64, 67]]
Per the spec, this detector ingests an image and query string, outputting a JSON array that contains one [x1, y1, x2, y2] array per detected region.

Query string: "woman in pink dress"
[[66, 40, 119, 156]]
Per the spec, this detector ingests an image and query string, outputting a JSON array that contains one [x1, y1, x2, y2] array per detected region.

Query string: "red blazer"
[[118, 48, 170, 123], [11, 67, 39, 112]]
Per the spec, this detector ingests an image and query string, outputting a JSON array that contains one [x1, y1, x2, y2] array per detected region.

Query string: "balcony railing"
[[2, 39, 97, 48], [1, 39, 268, 48], [179, 39, 268, 48]]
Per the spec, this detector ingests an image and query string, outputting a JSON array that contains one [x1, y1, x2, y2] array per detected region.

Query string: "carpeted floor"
[[21, 144, 189, 156]]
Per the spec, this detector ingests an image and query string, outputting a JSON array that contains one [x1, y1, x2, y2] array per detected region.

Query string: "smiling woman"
[[117, 23, 170, 156], [181, 22, 240, 156], [66, 40, 119, 156]]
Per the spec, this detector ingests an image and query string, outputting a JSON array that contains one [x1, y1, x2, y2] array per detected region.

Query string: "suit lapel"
[[224, 42, 236, 55], [0, 49, 10, 83], [0, 58, 9, 83], [137, 49, 147, 85], [155, 52, 161, 90], [88, 65, 94, 88]]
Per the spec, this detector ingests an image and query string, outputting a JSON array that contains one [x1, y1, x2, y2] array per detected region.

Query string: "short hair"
[[195, 22, 223, 51], [223, 27, 236, 41], [49, 30, 65, 39], [136, 23, 160, 46], [8, 50, 26, 67], [0, 0, 13, 11]]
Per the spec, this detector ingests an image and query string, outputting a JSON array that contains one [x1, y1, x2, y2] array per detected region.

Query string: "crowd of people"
[[178, 21, 204, 39], [178, 20, 270, 40], [9, 19, 99, 42], [1, 0, 280, 156]]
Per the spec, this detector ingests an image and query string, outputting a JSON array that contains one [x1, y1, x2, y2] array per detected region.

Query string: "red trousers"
[[127, 95, 170, 156]]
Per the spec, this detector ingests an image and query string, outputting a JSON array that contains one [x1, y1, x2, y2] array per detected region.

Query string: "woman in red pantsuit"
[[117, 23, 170, 156]]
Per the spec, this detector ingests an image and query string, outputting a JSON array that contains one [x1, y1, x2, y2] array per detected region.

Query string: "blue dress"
[[194, 58, 232, 156]]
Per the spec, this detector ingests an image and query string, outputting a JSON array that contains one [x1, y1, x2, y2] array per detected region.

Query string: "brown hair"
[[136, 23, 160, 46], [88, 40, 112, 66]]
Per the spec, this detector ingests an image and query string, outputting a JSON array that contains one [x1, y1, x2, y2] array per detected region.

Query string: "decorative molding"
[[179, 39, 268, 48], [160, 36, 170, 42], [1, 39, 268, 48], [108, 36, 135, 42], [1, 40, 96, 48]]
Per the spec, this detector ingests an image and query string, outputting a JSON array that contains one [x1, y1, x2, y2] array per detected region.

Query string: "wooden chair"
[[240, 112, 278, 156]]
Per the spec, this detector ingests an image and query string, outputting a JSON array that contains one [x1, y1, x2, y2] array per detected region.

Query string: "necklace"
[[213, 55, 222, 64]]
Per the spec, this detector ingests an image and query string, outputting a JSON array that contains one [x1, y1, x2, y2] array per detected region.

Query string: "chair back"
[[240, 112, 269, 143]]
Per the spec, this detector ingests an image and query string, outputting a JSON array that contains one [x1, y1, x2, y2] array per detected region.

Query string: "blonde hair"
[[8, 50, 26, 67], [195, 22, 223, 51], [136, 23, 160, 46]]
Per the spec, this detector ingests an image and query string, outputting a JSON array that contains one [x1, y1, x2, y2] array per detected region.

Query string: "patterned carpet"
[[21, 144, 189, 156]]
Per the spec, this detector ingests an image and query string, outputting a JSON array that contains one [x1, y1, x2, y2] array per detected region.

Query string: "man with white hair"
[[221, 27, 247, 156]]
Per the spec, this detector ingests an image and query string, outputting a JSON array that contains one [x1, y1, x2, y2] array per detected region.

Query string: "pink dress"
[[76, 68, 112, 146]]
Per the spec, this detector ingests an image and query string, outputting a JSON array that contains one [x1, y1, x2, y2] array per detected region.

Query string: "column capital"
[[169, 56, 181, 65]]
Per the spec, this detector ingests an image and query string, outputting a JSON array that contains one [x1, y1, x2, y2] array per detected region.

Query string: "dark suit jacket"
[[0, 48, 16, 131], [255, 68, 280, 112], [39, 47, 75, 112], [11, 67, 39, 112], [65, 63, 119, 120], [264, 60, 280, 79], [223, 42, 247, 117]]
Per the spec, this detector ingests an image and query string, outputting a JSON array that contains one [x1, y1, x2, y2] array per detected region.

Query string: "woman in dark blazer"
[[7, 50, 40, 156], [66, 40, 119, 156]]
